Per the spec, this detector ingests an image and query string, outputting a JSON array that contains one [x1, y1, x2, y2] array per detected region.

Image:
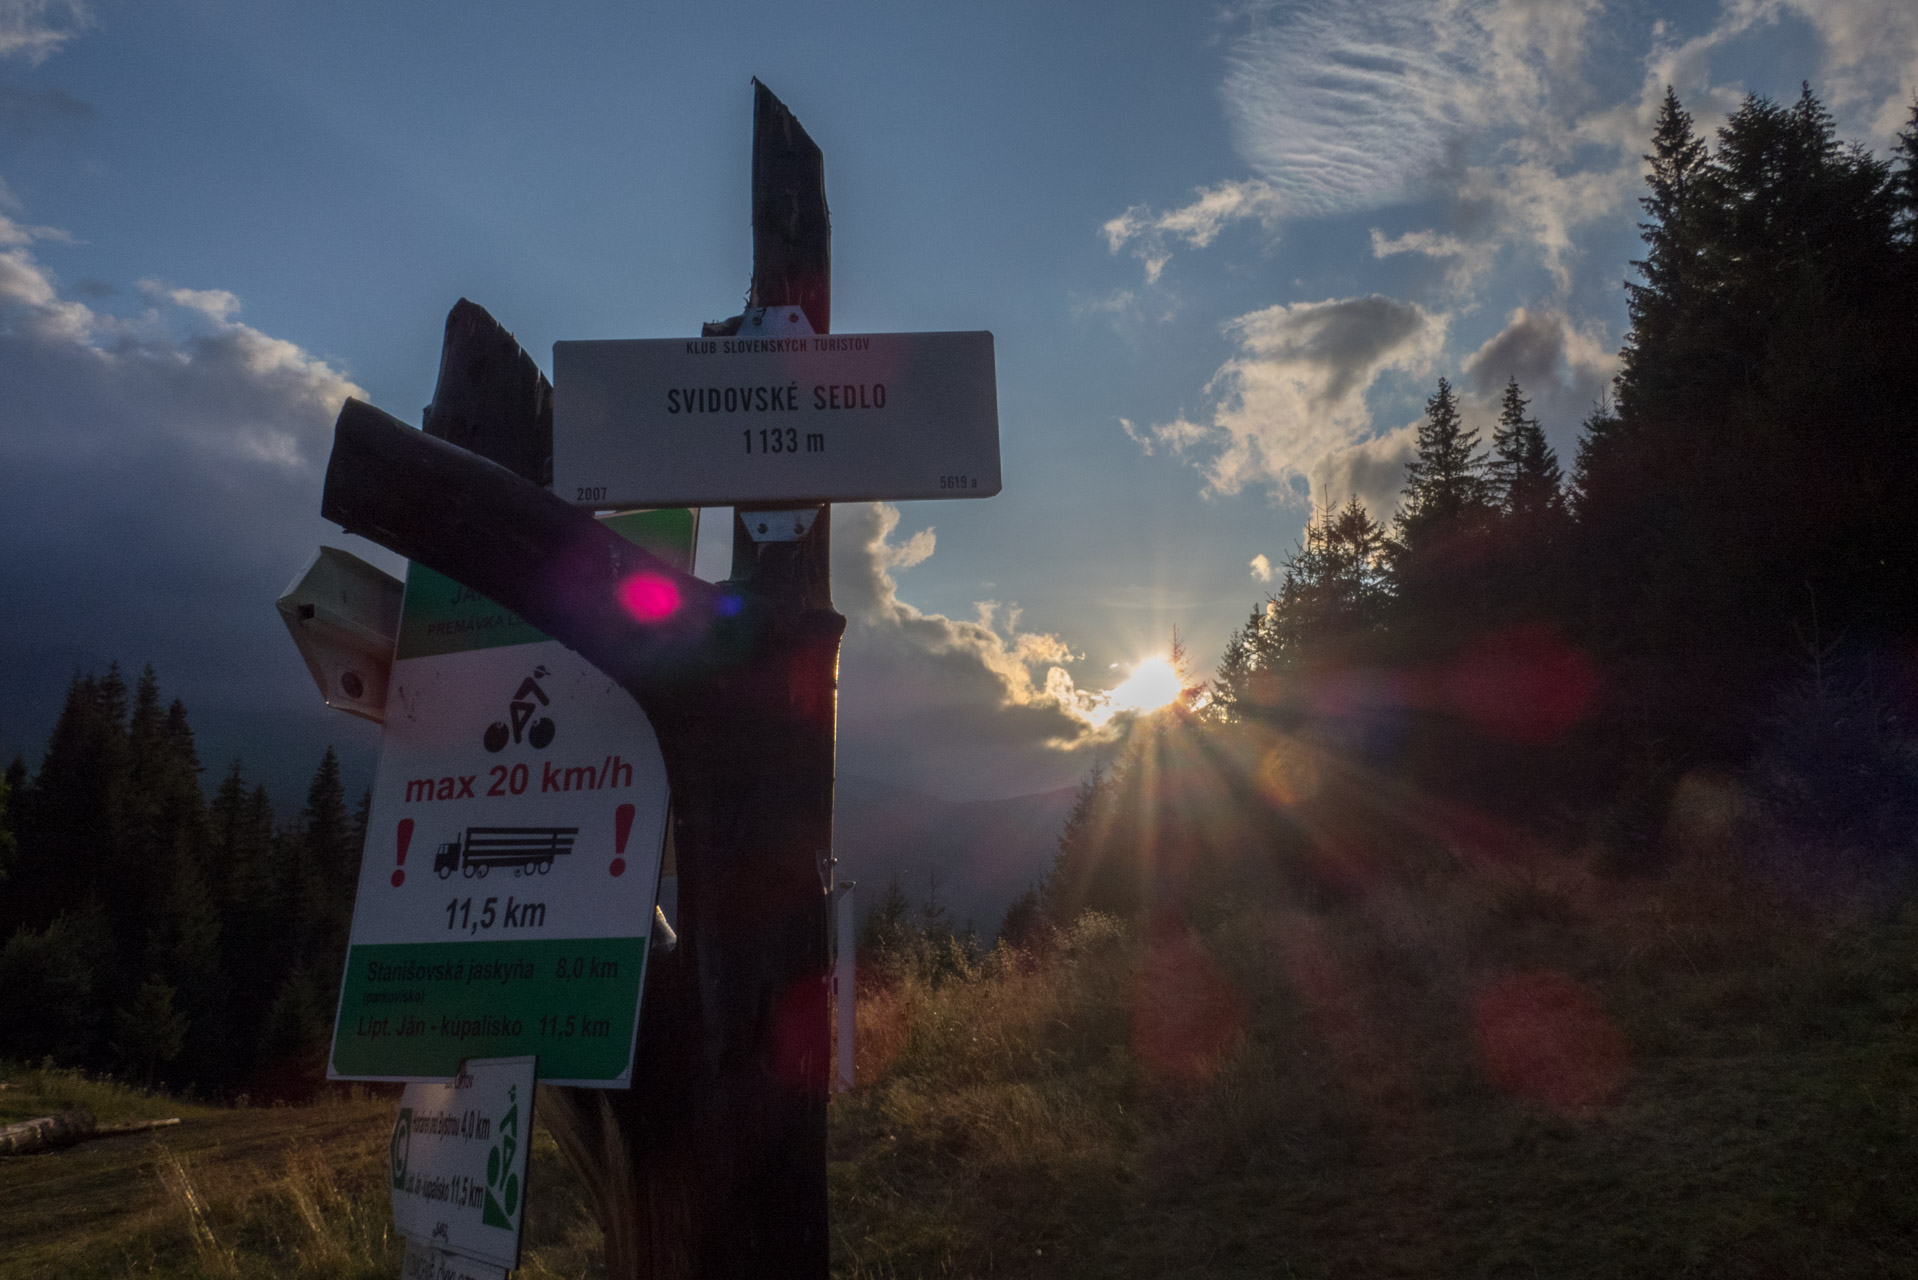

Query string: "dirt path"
[[0, 1099, 391, 1279]]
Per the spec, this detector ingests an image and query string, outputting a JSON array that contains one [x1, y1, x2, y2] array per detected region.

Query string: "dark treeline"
[[0, 664, 363, 1096], [1014, 86, 1918, 935]]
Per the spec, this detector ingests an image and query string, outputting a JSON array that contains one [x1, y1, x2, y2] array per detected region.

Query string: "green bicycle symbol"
[[390, 1107, 412, 1190], [480, 1085, 521, 1228]]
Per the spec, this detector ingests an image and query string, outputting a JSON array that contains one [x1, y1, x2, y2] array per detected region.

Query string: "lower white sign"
[[402, 1238, 508, 1280], [390, 1056, 535, 1272]]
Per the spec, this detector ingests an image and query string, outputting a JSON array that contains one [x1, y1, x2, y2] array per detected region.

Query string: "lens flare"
[[618, 572, 681, 623], [1472, 970, 1627, 1111]]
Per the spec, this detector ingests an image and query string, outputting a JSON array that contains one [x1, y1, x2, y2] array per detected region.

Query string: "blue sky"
[[1, 0, 1913, 800]]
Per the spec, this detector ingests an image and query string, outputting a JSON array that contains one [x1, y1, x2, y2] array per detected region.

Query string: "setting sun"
[[1106, 655, 1183, 715]]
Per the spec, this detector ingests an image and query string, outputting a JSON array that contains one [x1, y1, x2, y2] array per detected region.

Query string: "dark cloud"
[[0, 81, 93, 137], [1309, 422, 1419, 522], [832, 502, 1116, 799], [1459, 305, 1617, 441], [0, 236, 399, 773]]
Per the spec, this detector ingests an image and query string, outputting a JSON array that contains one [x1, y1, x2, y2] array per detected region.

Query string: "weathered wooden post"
[[552, 78, 839, 1277], [323, 78, 998, 1280], [329, 80, 836, 1279]]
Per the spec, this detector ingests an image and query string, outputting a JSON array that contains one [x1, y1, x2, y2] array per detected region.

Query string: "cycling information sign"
[[390, 1056, 533, 1272], [328, 510, 693, 1086]]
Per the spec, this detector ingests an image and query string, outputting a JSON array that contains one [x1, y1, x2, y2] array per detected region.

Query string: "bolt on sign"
[[390, 1056, 533, 1273], [328, 509, 694, 1086], [552, 330, 999, 508]]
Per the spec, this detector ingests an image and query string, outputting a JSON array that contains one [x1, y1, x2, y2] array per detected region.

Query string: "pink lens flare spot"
[[1472, 970, 1628, 1112], [618, 572, 681, 623], [1130, 928, 1245, 1082], [609, 858, 626, 877]]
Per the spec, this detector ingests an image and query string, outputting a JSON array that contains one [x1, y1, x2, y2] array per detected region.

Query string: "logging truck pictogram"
[[433, 826, 578, 878]]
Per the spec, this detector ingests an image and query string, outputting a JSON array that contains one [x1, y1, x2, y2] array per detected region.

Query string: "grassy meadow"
[[832, 896, 1918, 1278], [4, 798, 1916, 1278]]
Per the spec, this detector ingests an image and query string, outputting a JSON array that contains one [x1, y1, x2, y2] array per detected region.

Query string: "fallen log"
[[0, 1111, 182, 1156]]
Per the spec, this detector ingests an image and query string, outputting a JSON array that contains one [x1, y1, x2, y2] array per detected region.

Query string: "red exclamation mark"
[[392, 819, 414, 888], [611, 804, 635, 877]]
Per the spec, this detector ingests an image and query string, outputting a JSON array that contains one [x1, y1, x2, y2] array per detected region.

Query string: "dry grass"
[[5, 805, 1913, 1279], [828, 828, 1918, 1279], [0, 1066, 605, 1280]]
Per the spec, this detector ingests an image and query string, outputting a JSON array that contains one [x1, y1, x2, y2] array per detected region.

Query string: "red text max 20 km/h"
[[403, 755, 641, 805]]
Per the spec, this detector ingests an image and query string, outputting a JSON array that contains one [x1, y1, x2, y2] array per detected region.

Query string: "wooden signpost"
[[317, 81, 1000, 1279]]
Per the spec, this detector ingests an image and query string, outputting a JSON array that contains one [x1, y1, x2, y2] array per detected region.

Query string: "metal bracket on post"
[[740, 305, 814, 339], [737, 305, 822, 544], [744, 508, 820, 543]]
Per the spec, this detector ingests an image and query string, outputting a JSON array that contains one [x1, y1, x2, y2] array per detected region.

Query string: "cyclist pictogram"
[[483, 666, 556, 753], [481, 1084, 522, 1229]]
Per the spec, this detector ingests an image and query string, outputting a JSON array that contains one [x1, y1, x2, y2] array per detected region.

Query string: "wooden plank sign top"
[[552, 330, 1000, 508]]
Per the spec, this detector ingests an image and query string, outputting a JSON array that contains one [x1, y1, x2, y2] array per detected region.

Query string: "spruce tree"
[[281, 748, 358, 1066], [0, 758, 16, 889], [12, 668, 130, 935], [1387, 378, 1494, 644], [1040, 763, 1113, 925], [1209, 607, 1267, 723], [1617, 88, 1711, 422], [0, 907, 111, 1065], [1488, 379, 1564, 522], [114, 975, 187, 1089], [1893, 97, 1918, 247], [1395, 379, 1490, 538]]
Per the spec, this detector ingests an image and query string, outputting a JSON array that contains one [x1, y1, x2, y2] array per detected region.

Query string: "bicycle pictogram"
[[483, 666, 556, 752]]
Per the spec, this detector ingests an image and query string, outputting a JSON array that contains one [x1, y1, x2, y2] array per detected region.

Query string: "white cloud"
[[141, 279, 243, 324], [1106, 0, 1614, 280], [1776, 0, 1918, 139], [0, 0, 92, 64], [1369, 226, 1499, 293], [1105, 0, 1918, 294], [1103, 180, 1289, 282], [1250, 553, 1275, 583], [1134, 294, 1445, 499], [1456, 160, 1637, 294], [836, 502, 1100, 733], [832, 504, 1125, 797]]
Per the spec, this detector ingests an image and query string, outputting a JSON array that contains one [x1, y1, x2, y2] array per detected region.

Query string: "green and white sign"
[[390, 1056, 533, 1272], [329, 509, 693, 1086]]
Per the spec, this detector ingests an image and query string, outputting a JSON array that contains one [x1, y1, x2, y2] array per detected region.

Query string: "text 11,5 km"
[[552, 331, 1000, 509]]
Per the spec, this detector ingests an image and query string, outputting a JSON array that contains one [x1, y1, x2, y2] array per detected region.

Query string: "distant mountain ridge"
[[832, 773, 1078, 938]]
